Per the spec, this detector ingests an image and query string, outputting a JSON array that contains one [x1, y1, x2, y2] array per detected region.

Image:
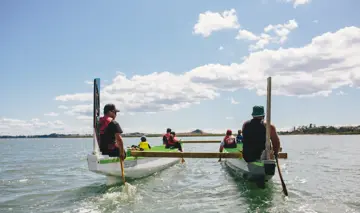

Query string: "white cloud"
[[235, 30, 259, 41], [55, 72, 219, 117], [76, 115, 93, 120], [264, 19, 298, 43], [236, 19, 298, 51], [230, 97, 239, 104], [187, 26, 360, 97], [145, 112, 156, 115], [58, 105, 68, 109], [84, 80, 93, 85], [54, 26, 360, 122], [0, 117, 66, 135], [218, 46, 224, 51], [226, 117, 234, 120], [193, 9, 240, 37], [44, 112, 59, 117], [336, 91, 347, 96], [280, 0, 311, 8], [313, 20, 319, 24]]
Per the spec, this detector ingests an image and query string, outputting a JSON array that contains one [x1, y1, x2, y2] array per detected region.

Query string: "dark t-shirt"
[[100, 120, 123, 153]]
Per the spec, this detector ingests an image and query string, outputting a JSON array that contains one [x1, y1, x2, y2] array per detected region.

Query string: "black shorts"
[[108, 147, 127, 159]]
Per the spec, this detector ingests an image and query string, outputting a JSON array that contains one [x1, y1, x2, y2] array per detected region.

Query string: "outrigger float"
[[87, 77, 288, 189]]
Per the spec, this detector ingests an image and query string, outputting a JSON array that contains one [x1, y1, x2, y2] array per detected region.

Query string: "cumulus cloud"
[[190, 26, 360, 97], [44, 112, 59, 117], [0, 118, 66, 135], [54, 26, 360, 119], [193, 9, 240, 37], [55, 72, 219, 117], [236, 19, 298, 51], [230, 97, 239, 104], [278, 0, 311, 8]]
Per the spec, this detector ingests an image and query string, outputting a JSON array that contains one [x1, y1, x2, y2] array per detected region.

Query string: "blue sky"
[[1, 0, 360, 135]]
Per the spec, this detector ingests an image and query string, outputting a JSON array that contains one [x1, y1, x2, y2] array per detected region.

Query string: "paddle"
[[266, 77, 288, 196], [180, 142, 185, 163], [275, 154, 288, 196], [120, 148, 126, 183]]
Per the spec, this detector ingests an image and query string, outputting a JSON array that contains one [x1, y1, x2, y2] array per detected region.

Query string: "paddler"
[[166, 131, 183, 152], [241, 105, 280, 162], [138, 135, 151, 150], [219, 129, 237, 153], [162, 128, 171, 145], [236, 129, 243, 143], [99, 104, 126, 160]]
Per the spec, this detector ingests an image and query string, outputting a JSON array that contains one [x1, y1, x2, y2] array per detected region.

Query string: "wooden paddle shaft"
[[266, 77, 272, 159]]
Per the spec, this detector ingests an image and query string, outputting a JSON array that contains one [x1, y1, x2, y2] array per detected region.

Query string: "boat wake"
[[121, 182, 137, 200]]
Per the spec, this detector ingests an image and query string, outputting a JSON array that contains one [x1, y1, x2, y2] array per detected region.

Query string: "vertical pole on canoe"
[[265, 77, 272, 160], [93, 78, 101, 155]]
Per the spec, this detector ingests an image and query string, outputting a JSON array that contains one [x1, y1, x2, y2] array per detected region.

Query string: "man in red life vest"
[[219, 129, 237, 152], [165, 131, 183, 152], [99, 104, 126, 160], [162, 128, 171, 145]]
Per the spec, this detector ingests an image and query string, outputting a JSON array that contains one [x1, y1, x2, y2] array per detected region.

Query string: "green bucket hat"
[[251, 105, 265, 117]]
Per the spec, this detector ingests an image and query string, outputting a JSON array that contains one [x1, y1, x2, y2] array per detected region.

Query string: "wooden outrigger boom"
[[130, 151, 287, 159], [180, 140, 219, 143]]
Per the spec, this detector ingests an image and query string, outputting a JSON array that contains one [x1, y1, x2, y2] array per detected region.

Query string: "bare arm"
[[270, 124, 280, 154], [115, 133, 124, 152]]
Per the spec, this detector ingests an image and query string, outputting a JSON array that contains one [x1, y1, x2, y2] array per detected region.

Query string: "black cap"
[[104, 104, 120, 114], [166, 128, 171, 133]]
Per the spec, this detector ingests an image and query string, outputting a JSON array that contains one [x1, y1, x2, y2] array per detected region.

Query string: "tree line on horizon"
[[1, 125, 360, 138], [278, 123, 360, 135]]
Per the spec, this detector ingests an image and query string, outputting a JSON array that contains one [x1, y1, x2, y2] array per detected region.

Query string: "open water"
[[0, 135, 360, 213]]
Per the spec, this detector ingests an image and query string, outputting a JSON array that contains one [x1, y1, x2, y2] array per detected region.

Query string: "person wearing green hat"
[[241, 105, 280, 162]]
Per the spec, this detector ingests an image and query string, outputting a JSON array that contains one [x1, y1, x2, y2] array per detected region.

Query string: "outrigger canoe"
[[222, 143, 276, 186], [86, 78, 182, 185], [87, 145, 183, 184]]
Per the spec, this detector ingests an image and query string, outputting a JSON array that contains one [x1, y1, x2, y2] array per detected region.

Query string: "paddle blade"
[[275, 156, 288, 196], [120, 159, 126, 183]]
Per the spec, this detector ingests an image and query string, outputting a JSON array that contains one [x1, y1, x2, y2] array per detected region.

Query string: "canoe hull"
[[223, 145, 276, 183], [87, 153, 180, 179], [224, 158, 275, 182], [87, 145, 183, 182]]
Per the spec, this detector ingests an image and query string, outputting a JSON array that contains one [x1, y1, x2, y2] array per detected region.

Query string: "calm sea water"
[[0, 135, 359, 213]]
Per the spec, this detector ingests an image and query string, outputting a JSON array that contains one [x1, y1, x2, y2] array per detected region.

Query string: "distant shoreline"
[[1, 132, 360, 139], [1, 125, 360, 138]]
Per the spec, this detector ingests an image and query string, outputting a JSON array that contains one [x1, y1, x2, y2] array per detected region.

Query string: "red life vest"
[[99, 116, 112, 134], [223, 135, 236, 148], [162, 133, 171, 144], [99, 116, 115, 151], [167, 136, 179, 145]]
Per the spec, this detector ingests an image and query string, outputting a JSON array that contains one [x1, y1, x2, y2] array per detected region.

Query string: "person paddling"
[[138, 135, 151, 150], [236, 130, 243, 144], [166, 131, 183, 152], [162, 128, 171, 145], [219, 129, 237, 153], [242, 105, 280, 162], [99, 104, 126, 160]]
